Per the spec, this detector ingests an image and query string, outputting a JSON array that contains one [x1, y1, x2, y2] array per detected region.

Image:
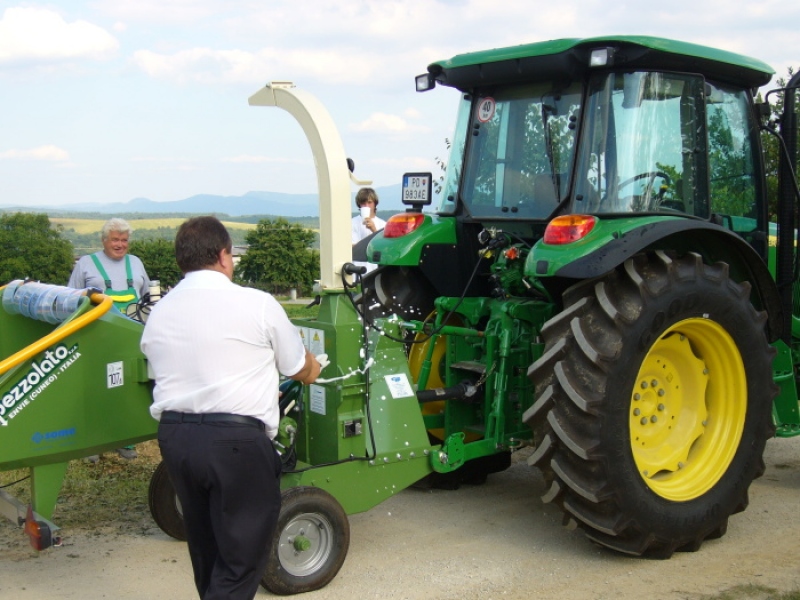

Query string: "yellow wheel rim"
[[408, 312, 469, 441], [630, 318, 746, 501], [407, 312, 453, 389]]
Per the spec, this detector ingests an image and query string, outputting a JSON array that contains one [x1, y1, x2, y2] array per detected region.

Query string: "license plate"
[[402, 173, 432, 205]]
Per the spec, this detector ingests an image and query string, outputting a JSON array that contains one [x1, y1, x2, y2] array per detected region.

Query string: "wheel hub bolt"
[[640, 417, 648, 425], [633, 408, 641, 416], [293, 535, 311, 552], [657, 404, 665, 411], [650, 415, 658, 423], [658, 389, 665, 397]]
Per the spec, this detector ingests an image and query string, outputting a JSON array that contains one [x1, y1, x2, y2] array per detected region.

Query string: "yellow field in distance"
[[50, 217, 257, 235]]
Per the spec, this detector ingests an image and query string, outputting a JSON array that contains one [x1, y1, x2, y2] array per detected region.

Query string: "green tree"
[[760, 67, 798, 220], [128, 238, 183, 291], [0, 213, 74, 284], [235, 218, 320, 295]]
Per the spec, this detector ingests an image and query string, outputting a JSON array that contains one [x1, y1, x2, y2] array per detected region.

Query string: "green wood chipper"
[[0, 282, 156, 549]]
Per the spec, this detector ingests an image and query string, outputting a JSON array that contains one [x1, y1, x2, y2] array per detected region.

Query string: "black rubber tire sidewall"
[[147, 461, 187, 541], [597, 263, 772, 537], [528, 252, 776, 556]]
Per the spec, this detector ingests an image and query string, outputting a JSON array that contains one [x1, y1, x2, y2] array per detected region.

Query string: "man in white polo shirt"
[[141, 216, 322, 600]]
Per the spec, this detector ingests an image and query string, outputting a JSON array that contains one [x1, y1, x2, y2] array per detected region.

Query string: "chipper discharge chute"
[[0, 280, 157, 549]]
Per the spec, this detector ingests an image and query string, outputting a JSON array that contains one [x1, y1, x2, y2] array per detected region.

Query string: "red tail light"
[[383, 213, 425, 238], [543, 215, 597, 244], [25, 505, 53, 551]]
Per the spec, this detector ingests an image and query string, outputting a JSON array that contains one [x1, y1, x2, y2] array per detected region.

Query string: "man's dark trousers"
[[158, 418, 282, 600]]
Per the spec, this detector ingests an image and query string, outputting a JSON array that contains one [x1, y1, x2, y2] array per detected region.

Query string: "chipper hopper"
[[0, 280, 157, 549]]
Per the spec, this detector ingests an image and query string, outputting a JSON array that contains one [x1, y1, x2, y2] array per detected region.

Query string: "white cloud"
[[371, 155, 436, 170], [132, 47, 257, 84], [131, 45, 382, 85], [0, 7, 118, 66], [0, 145, 70, 161], [124, 1, 799, 92], [91, 0, 223, 24], [349, 112, 428, 135], [222, 155, 305, 164]]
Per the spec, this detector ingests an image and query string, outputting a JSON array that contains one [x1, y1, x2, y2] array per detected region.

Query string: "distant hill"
[[0, 184, 405, 217]]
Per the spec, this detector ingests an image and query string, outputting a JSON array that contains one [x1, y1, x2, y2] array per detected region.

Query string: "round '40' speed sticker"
[[476, 97, 496, 122]]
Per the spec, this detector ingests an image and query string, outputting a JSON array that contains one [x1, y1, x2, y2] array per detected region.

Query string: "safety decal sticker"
[[107, 361, 124, 389], [310, 384, 326, 416], [384, 373, 414, 399]]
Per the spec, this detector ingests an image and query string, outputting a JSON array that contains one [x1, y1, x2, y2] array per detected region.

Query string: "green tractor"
[[146, 36, 800, 594], [356, 35, 800, 559]]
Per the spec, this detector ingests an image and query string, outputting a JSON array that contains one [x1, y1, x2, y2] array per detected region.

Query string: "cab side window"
[[706, 83, 760, 222]]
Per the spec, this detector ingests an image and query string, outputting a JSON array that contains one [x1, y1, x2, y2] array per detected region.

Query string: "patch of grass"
[[281, 301, 321, 320], [0, 441, 162, 531], [51, 217, 256, 235]]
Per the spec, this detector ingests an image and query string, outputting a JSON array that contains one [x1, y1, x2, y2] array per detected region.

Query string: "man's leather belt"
[[160, 411, 265, 431]]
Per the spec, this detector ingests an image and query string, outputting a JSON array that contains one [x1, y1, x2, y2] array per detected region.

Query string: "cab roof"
[[426, 36, 774, 91]]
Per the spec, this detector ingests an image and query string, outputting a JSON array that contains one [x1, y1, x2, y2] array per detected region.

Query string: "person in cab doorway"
[[141, 216, 324, 600], [68, 217, 151, 460], [351, 187, 386, 244]]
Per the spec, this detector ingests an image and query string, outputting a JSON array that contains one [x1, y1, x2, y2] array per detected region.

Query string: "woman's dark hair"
[[175, 216, 232, 273]]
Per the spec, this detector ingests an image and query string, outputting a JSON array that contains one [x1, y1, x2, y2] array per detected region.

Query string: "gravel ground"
[[1, 437, 800, 600]]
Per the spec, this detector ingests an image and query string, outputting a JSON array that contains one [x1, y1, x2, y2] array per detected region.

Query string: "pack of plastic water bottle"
[[2, 280, 86, 324]]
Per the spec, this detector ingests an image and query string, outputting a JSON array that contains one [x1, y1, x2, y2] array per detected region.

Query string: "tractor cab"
[[367, 36, 777, 322], [433, 37, 771, 232]]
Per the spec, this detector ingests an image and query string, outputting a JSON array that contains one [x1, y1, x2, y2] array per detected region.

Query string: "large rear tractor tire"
[[262, 486, 350, 595], [525, 251, 776, 557]]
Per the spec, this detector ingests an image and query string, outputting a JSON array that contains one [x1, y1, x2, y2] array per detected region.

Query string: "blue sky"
[[1, 1, 798, 208]]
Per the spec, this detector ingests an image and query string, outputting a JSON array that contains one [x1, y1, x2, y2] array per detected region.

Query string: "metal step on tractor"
[[3, 35, 800, 596]]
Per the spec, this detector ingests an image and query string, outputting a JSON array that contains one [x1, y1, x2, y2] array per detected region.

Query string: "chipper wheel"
[[525, 251, 776, 557], [262, 486, 350, 595], [148, 460, 186, 541]]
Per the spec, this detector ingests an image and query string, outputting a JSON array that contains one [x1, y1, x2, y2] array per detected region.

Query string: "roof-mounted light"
[[589, 47, 615, 67], [415, 73, 435, 92]]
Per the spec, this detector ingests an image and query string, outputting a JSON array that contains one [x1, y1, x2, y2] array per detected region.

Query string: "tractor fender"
[[552, 219, 784, 342]]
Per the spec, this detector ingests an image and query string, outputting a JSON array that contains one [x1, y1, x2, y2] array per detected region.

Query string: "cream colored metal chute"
[[248, 82, 371, 291]]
